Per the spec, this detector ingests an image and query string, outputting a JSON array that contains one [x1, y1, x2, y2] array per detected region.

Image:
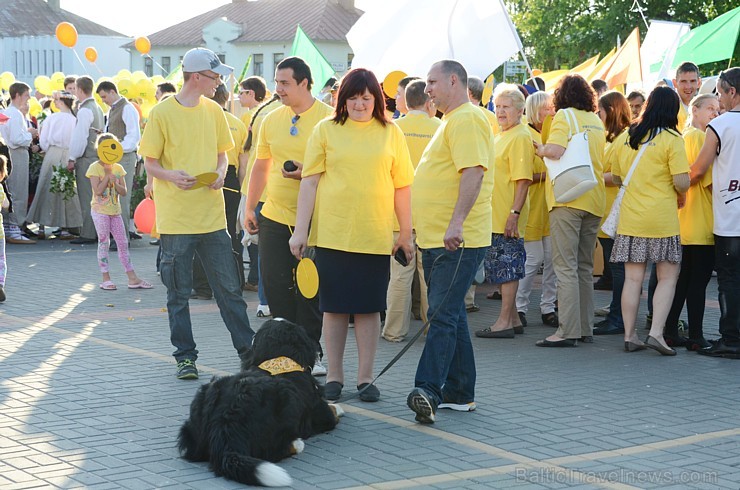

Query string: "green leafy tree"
[[507, 0, 738, 72]]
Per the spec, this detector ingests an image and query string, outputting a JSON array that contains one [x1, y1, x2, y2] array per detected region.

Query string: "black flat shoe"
[[541, 312, 558, 327], [645, 336, 677, 356], [536, 338, 577, 347], [696, 339, 740, 359], [517, 312, 528, 327], [685, 337, 711, 351], [357, 383, 380, 402], [324, 381, 343, 401], [475, 327, 515, 339], [580, 335, 594, 343], [624, 341, 646, 352], [513, 325, 524, 335]]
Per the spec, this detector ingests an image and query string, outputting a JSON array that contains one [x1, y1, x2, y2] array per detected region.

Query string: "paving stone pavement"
[[1, 239, 738, 489]]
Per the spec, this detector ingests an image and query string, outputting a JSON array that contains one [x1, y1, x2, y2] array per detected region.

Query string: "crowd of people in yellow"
[[1, 46, 739, 425]]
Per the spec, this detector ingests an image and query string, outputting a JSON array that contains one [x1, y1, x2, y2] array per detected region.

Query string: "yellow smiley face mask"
[[97, 138, 124, 165]]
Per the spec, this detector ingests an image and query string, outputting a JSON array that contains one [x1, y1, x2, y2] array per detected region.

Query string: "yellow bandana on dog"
[[258, 356, 305, 376]]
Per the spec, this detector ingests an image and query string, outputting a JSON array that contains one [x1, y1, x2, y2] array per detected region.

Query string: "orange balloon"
[[134, 36, 151, 55], [56, 22, 78, 48], [134, 198, 156, 234], [532, 68, 543, 76], [84, 47, 98, 63]]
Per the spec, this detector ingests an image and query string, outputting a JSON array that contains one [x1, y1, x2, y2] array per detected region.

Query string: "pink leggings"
[[91, 211, 134, 274], [0, 233, 5, 285]]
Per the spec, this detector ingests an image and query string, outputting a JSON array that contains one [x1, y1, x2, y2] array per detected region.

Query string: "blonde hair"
[[95, 132, 119, 148], [525, 91, 551, 126], [493, 83, 525, 111], [688, 94, 719, 127]]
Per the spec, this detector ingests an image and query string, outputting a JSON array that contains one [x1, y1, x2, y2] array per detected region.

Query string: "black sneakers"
[[176, 359, 199, 380], [407, 388, 437, 424]]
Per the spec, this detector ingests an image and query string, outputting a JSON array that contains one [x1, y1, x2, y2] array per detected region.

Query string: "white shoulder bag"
[[544, 108, 598, 203], [600, 136, 652, 238]]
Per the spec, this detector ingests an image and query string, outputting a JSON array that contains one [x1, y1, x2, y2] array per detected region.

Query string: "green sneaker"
[[176, 359, 198, 380]]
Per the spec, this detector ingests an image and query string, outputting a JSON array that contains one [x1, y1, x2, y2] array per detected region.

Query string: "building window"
[[273, 52, 284, 72], [162, 56, 171, 76], [14, 52, 19, 75], [144, 57, 153, 77], [20, 51, 25, 75], [254, 54, 263, 77], [347, 53, 354, 70], [218, 54, 226, 64], [44, 50, 48, 74], [59, 50, 63, 72], [28, 50, 32, 74]]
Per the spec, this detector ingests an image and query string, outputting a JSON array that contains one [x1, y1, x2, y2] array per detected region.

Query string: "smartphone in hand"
[[394, 248, 408, 267]]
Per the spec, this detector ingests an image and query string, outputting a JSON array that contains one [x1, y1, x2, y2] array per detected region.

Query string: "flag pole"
[[497, 0, 535, 79]]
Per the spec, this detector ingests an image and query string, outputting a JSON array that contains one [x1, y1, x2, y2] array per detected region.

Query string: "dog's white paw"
[[329, 403, 345, 418], [291, 438, 305, 454], [256, 462, 292, 487]]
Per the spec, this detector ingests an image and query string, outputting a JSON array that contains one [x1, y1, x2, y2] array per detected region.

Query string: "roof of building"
[[0, 0, 126, 38], [142, 0, 361, 47]]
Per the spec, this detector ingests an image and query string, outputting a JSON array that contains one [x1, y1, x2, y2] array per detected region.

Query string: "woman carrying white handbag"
[[533, 75, 606, 347]]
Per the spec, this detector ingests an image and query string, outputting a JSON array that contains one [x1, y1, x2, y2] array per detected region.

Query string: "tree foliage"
[[507, 0, 738, 71]]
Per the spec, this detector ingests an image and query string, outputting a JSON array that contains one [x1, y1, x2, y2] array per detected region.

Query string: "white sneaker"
[[438, 401, 476, 412], [256, 304, 271, 317], [311, 357, 327, 376], [595, 305, 610, 317]]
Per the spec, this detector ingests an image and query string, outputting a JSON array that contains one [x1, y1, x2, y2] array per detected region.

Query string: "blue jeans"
[[414, 246, 486, 406], [600, 238, 624, 329], [160, 230, 254, 362], [715, 235, 740, 344]]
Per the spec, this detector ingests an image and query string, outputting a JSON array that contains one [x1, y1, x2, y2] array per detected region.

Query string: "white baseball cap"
[[182, 48, 233, 77]]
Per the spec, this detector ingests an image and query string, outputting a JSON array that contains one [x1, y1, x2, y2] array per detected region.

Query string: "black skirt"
[[314, 247, 390, 314]]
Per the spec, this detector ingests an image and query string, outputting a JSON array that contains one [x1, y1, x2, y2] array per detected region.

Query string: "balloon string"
[[92, 63, 104, 76], [70, 48, 89, 75]]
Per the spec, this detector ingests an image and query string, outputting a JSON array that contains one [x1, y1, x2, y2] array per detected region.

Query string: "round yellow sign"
[[296, 257, 319, 299], [97, 138, 124, 165]]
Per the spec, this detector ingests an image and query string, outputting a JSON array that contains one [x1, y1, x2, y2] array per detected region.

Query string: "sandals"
[[128, 280, 154, 289], [100, 281, 117, 291]]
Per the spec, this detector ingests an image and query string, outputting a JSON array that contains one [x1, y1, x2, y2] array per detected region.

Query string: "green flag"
[[672, 6, 740, 67], [290, 25, 336, 96], [234, 55, 252, 93], [165, 61, 182, 82]]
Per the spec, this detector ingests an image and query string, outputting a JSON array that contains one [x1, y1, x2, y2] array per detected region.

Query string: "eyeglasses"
[[198, 71, 222, 82], [290, 114, 300, 136]]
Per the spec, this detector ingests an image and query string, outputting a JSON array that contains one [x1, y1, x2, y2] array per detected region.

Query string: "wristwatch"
[[510, 209, 520, 215]]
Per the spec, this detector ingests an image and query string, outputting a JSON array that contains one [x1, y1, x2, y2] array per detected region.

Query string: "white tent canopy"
[[347, 0, 524, 80]]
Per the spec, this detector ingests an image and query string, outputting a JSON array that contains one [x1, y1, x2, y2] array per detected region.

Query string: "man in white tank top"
[[688, 67, 740, 359]]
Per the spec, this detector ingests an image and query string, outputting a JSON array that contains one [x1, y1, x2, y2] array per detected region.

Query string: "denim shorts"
[[484, 233, 526, 284]]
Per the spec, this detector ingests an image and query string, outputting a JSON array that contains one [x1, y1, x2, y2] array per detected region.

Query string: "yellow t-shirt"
[[599, 129, 628, 238], [613, 130, 690, 238], [240, 100, 281, 201], [546, 108, 606, 216], [303, 118, 414, 254], [679, 126, 713, 245], [256, 100, 332, 226], [395, 112, 441, 167], [139, 96, 234, 234], [491, 123, 533, 236], [224, 111, 247, 169], [525, 125, 550, 241], [677, 103, 688, 134], [412, 102, 495, 249], [86, 162, 127, 215], [479, 106, 500, 135]]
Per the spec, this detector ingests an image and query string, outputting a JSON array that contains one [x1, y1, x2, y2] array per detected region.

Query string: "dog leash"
[[336, 244, 467, 403]]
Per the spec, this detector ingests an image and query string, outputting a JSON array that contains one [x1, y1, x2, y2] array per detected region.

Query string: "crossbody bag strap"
[[622, 129, 661, 187]]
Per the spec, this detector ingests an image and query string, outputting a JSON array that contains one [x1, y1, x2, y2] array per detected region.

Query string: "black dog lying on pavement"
[[178, 318, 343, 487]]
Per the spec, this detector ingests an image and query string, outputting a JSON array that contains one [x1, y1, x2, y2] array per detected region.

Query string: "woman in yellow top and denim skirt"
[[610, 87, 690, 355]]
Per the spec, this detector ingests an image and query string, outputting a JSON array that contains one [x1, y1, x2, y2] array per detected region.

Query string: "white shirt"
[[0, 105, 33, 149], [105, 97, 141, 153], [68, 96, 95, 161], [709, 110, 740, 237], [39, 112, 76, 151]]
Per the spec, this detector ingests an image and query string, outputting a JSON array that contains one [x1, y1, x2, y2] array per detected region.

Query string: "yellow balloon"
[[131, 71, 147, 83], [150, 75, 165, 85], [0, 72, 15, 91], [55, 22, 78, 48], [51, 72, 65, 91], [134, 36, 151, 55], [140, 100, 153, 119], [135, 78, 155, 100], [28, 97, 43, 118], [482, 74, 495, 105], [382, 70, 408, 98], [85, 47, 98, 63], [94, 92, 107, 109], [34, 75, 52, 95], [50, 100, 60, 113], [117, 78, 134, 98], [117, 69, 132, 79]]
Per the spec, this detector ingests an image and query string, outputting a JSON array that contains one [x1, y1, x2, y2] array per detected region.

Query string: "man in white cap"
[[140, 47, 255, 380]]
